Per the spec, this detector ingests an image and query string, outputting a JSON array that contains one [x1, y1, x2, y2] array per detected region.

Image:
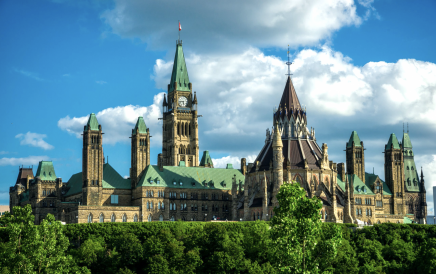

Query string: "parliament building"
[[9, 39, 427, 225]]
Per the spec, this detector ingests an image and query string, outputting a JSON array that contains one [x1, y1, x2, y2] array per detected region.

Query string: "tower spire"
[[285, 45, 292, 77]]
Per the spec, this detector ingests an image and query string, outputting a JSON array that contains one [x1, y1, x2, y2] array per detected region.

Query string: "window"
[[148, 214, 152, 222], [99, 213, 104, 223], [376, 200, 383, 207], [88, 214, 92, 223], [111, 214, 116, 222], [122, 214, 127, 222], [157, 180, 160, 185], [134, 214, 138, 222], [170, 216, 175, 221], [150, 201, 153, 209], [43, 190, 46, 196], [111, 195, 119, 204], [159, 215, 163, 221], [180, 182, 183, 186]]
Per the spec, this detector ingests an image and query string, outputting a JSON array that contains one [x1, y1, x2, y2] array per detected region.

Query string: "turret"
[[346, 131, 365, 183], [272, 122, 283, 207], [131, 117, 150, 189]]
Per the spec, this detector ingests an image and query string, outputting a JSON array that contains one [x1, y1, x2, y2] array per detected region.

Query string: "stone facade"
[[9, 40, 427, 226]]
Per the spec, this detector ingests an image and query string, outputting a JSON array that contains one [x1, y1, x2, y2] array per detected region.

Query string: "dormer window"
[[49, 172, 51, 176], [173, 181, 176, 185], [179, 182, 183, 186], [411, 166, 414, 171], [407, 166, 409, 170], [43, 172, 46, 176], [150, 179, 154, 184], [157, 180, 160, 185]]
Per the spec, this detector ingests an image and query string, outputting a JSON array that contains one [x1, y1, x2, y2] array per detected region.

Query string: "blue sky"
[[1, 0, 436, 214]]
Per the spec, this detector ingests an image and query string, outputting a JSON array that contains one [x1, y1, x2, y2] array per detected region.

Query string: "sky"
[[1, 0, 436, 214]]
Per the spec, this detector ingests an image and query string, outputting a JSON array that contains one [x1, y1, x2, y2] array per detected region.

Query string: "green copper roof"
[[386, 133, 400, 150], [65, 163, 130, 196], [337, 173, 392, 196], [102, 163, 131, 189], [364, 172, 392, 195], [35, 161, 57, 181], [402, 133, 413, 148], [404, 158, 420, 192], [347, 131, 362, 148], [137, 165, 244, 190], [200, 151, 214, 167], [133, 117, 147, 134], [85, 113, 99, 131], [169, 43, 190, 93], [403, 216, 414, 224]]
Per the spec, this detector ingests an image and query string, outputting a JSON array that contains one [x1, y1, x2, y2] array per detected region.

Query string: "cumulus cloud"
[[0, 156, 50, 166], [101, 0, 365, 53], [15, 132, 54, 150], [414, 155, 436, 215], [212, 155, 257, 169], [57, 93, 164, 146], [152, 46, 436, 158]]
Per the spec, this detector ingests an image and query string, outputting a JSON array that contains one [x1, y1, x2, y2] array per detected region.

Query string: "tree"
[[0, 204, 88, 273], [270, 181, 342, 273]]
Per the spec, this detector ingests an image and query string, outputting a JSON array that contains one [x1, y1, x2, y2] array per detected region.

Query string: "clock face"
[[178, 96, 188, 107]]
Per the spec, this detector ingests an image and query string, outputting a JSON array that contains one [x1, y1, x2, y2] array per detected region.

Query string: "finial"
[[286, 45, 292, 77]]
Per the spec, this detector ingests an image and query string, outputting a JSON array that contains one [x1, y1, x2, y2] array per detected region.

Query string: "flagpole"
[[178, 20, 180, 43]]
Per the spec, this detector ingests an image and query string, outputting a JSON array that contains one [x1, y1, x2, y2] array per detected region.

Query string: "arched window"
[[151, 190, 154, 197], [325, 211, 328, 220], [88, 213, 92, 223], [134, 214, 138, 222], [377, 220, 381, 224], [162, 202, 165, 209], [170, 216, 175, 221], [111, 213, 116, 222], [99, 213, 104, 223], [185, 123, 188, 136], [159, 214, 163, 221], [148, 214, 152, 222], [122, 214, 127, 222]]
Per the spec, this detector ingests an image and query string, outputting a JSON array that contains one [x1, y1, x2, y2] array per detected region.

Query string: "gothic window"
[[43, 190, 46, 196], [151, 190, 154, 197], [411, 166, 414, 171], [88, 213, 92, 223], [407, 178, 411, 186], [99, 213, 104, 223], [185, 123, 188, 136], [177, 122, 180, 135], [257, 212, 260, 220], [111, 214, 116, 222], [170, 216, 175, 221], [134, 214, 138, 222], [122, 214, 127, 222], [407, 166, 409, 170], [413, 179, 417, 186], [159, 214, 163, 221], [188, 123, 191, 136], [148, 214, 152, 222]]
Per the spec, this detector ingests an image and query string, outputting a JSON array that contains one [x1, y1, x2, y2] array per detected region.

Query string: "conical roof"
[[169, 42, 190, 93], [275, 76, 306, 122], [280, 76, 301, 111], [85, 113, 99, 131], [402, 132, 413, 148], [386, 133, 400, 150], [133, 117, 147, 134], [347, 131, 362, 148]]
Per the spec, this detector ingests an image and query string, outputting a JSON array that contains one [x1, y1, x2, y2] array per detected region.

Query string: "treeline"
[[1, 209, 436, 273]]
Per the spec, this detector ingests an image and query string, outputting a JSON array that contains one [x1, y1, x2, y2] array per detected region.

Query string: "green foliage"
[[2, 204, 436, 273], [270, 181, 342, 273], [0, 204, 88, 273]]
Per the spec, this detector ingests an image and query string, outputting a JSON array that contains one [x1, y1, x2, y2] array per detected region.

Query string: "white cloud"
[[57, 93, 164, 146], [14, 69, 45, 82], [152, 46, 436, 152], [0, 156, 50, 166], [96, 80, 107, 84], [15, 132, 54, 150], [0, 151, 8, 155], [101, 0, 366, 53], [212, 155, 257, 169]]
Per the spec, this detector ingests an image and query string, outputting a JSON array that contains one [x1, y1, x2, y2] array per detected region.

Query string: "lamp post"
[[240, 218, 242, 222]]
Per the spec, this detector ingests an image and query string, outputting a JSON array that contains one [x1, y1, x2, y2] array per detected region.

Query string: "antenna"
[[285, 45, 292, 77]]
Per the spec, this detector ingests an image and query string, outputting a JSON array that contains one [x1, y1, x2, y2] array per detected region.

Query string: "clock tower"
[[161, 40, 199, 167]]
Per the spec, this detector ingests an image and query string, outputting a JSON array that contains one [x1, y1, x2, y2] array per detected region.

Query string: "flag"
[[179, 22, 182, 31]]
